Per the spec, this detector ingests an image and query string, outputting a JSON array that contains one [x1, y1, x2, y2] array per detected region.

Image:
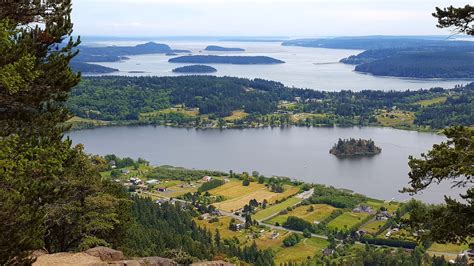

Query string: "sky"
[[72, 0, 471, 37]]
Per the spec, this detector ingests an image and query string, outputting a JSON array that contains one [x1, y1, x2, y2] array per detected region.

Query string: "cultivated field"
[[274, 237, 328, 264], [253, 197, 302, 221], [269, 204, 337, 225], [194, 216, 245, 241], [327, 211, 370, 230], [210, 180, 300, 212], [364, 200, 399, 214], [359, 220, 386, 234]]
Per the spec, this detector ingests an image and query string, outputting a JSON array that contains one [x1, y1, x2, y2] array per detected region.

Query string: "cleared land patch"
[[327, 211, 370, 230], [253, 197, 302, 221], [359, 220, 386, 234], [376, 110, 415, 127], [268, 204, 337, 225], [415, 96, 447, 106], [274, 237, 328, 264]]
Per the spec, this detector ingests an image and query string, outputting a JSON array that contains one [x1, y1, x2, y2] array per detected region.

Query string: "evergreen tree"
[[0, 1, 129, 263]]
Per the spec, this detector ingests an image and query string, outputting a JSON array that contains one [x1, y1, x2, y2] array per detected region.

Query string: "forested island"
[[172, 65, 217, 73], [204, 45, 245, 51], [70, 42, 191, 74], [282, 36, 474, 79], [67, 76, 473, 130], [169, 55, 285, 64], [330, 138, 382, 157], [340, 47, 474, 79]]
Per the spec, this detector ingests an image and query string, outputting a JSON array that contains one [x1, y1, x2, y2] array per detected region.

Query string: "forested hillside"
[[68, 76, 473, 130]]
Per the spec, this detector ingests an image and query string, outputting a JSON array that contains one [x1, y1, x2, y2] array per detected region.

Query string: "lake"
[[67, 125, 460, 203], [89, 41, 472, 91]]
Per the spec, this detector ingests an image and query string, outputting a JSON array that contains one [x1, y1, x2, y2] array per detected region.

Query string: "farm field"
[[209, 179, 266, 199], [359, 220, 386, 234], [253, 197, 301, 221], [415, 96, 447, 106], [327, 211, 370, 231], [427, 242, 469, 254], [194, 216, 245, 241], [363, 200, 400, 214], [376, 110, 415, 127], [268, 204, 337, 225], [274, 237, 328, 264], [253, 230, 289, 250], [210, 180, 299, 212]]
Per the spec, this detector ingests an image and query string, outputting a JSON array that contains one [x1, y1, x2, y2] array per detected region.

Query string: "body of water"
[[90, 41, 472, 91], [67, 125, 460, 203]]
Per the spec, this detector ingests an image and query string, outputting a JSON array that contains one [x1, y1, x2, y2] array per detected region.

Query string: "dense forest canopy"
[[330, 138, 382, 157], [341, 46, 474, 78]]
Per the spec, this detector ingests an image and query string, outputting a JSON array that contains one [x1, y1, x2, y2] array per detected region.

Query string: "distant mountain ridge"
[[282, 36, 474, 50]]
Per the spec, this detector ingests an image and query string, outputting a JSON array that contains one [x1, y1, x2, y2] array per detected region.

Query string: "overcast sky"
[[72, 0, 471, 37]]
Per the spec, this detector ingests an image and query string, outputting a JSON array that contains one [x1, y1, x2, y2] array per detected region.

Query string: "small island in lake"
[[172, 65, 217, 73], [169, 55, 285, 64], [204, 45, 245, 52], [330, 138, 381, 157]]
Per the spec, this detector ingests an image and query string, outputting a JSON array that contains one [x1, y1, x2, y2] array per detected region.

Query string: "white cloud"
[[71, 0, 472, 36]]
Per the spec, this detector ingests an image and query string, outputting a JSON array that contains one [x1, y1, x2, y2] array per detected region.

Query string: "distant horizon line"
[[76, 34, 473, 42]]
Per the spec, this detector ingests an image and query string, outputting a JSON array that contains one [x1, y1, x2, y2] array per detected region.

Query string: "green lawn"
[[274, 237, 328, 264], [268, 204, 337, 225], [415, 97, 447, 107], [363, 200, 399, 214], [359, 220, 386, 234], [428, 242, 469, 254], [327, 212, 370, 231], [254, 197, 301, 221]]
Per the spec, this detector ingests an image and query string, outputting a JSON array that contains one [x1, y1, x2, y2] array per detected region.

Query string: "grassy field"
[[210, 180, 299, 212], [194, 216, 245, 241], [224, 110, 248, 121], [67, 116, 110, 129], [209, 180, 266, 199], [327, 211, 370, 231], [291, 113, 326, 122], [415, 97, 447, 107], [268, 204, 337, 225], [376, 110, 415, 127], [253, 197, 302, 221], [140, 107, 199, 119], [254, 230, 290, 250], [363, 200, 400, 214], [274, 237, 328, 264], [427, 242, 469, 253], [359, 220, 386, 234]]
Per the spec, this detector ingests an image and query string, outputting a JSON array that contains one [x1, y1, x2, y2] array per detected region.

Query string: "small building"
[[109, 160, 117, 169], [376, 210, 392, 220], [157, 187, 167, 192], [155, 199, 167, 206], [270, 231, 279, 239], [121, 169, 130, 175], [199, 213, 211, 220], [223, 178, 230, 183], [202, 176, 212, 182], [353, 205, 374, 214], [322, 249, 335, 256], [146, 179, 159, 185]]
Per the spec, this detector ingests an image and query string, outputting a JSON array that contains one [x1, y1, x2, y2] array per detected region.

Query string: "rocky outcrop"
[[32, 247, 234, 266], [85, 247, 124, 261]]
